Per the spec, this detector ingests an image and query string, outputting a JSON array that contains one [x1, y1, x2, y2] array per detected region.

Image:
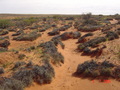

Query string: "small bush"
[[75, 60, 117, 79], [48, 29, 60, 36], [12, 30, 23, 36], [0, 30, 9, 35], [105, 31, 119, 40], [82, 13, 92, 20], [39, 41, 64, 64], [77, 25, 102, 32], [12, 69, 34, 87], [0, 36, 9, 40], [18, 54, 26, 60], [13, 61, 26, 70], [78, 37, 106, 51], [0, 40, 10, 48], [13, 31, 41, 41], [77, 33, 93, 43], [33, 63, 55, 84]]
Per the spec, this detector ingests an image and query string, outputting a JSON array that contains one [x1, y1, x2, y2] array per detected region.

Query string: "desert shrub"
[[48, 29, 60, 36], [0, 36, 9, 40], [75, 60, 98, 75], [51, 24, 57, 27], [26, 61, 33, 68], [12, 69, 34, 87], [75, 60, 117, 79], [78, 37, 106, 51], [0, 40, 10, 48], [7, 28, 16, 32], [39, 28, 46, 32], [82, 19, 99, 26], [33, 63, 55, 84], [0, 67, 4, 74], [39, 41, 64, 64], [82, 13, 92, 20], [39, 24, 52, 32], [13, 31, 41, 41], [65, 17, 74, 20], [101, 25, 112, 32], [82, 47, 91, 54], [52, 39, 65, 49], [100, 68, 112, 77], [30, 46, 36, 50], [91, 70, 100, 77], [12, 61, 55, 86], [13, 61, 26, 70], [12, 30, 24, 36], [101, 61, 115, 68], [59, 25, 71, 31], [77, 33, 93, 43], [0, 19, 13, 29], [59, 32, 74, 40], [73, 31, 81, 39], [29, 25, 38, 30], [0, 30, 9, 35], [105, 31, 119, 40], [18, 54, 26, 60], [0, 61, 55, 89], [0, 78, 24, 90], [25, 46, 36, 52], [77, 25, 102, 32], [50, 52, 64, 64]]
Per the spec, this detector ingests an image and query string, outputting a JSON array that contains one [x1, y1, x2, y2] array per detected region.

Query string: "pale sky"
[[0, 0, 120, 15]]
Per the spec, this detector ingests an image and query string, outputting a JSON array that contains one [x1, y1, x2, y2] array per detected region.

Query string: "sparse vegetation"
[[0, 14, 120, 90], [0, 19, 13, 29]]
